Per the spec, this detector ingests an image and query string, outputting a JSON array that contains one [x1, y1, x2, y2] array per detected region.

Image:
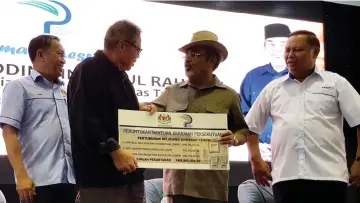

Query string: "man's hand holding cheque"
[[219, 130, 247, 146], [112, 104, 158, 174], [139, 103, 157, 115], [110, 149, 138, 173]]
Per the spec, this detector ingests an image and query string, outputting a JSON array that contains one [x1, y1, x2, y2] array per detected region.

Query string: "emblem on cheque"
[[158, 114, 171, 124], [180, 114, 193, 127]]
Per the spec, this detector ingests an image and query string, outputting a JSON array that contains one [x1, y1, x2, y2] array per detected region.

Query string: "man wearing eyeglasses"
[[151, 30, 249, 203], [67, 20, 155, 203]]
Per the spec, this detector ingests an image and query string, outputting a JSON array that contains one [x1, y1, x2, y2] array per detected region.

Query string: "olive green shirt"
[[151, 75, 248, 201]]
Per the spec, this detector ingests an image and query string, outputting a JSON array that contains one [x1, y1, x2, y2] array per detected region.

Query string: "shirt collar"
[[30, 69, 64, 85], [178, 75, 226, 89], [94, 50, 123, 74], [281, 66, 322, 83]]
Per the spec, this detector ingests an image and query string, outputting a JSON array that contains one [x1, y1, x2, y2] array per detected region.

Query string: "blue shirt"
[[239, 63, 288, 144], [0, 70, 75, 186]]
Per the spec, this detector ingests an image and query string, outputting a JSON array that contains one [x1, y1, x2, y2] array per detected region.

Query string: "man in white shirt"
[[245, 30, 360, 203], [0, 190, 6, 203]]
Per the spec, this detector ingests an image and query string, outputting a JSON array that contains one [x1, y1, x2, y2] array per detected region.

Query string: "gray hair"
[[104, 20, 141, 49]]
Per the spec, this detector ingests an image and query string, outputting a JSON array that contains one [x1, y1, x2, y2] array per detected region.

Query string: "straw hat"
[[179, 30, 228, 62]]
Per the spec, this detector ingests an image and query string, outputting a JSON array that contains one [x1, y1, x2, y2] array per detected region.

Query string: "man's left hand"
[[139, 103, 157, 115], [219, 130, 246, 146], [350, 160, 360, 187]]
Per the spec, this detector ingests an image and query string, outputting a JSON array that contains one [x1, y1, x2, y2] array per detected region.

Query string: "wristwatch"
[[355, 156, 360, 162]]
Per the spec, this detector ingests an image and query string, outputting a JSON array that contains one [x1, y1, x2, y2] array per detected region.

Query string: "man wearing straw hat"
[[151, 30, 249, 203]]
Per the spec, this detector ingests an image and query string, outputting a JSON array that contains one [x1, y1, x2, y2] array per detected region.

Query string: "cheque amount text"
[[176, 159, 201, 163]]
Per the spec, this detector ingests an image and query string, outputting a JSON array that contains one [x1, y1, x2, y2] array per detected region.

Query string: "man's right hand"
[[16, 175, 35, 203], [110, 149, 138, 173], [251, 157, 272, 187]]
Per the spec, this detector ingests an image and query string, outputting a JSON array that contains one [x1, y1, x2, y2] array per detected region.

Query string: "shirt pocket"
[[166, 101, 188, 112], [25, 92, 55, 121], [55, 89, 69, 119], [206, 102, 229, 114], [307, 88, 338, 113]]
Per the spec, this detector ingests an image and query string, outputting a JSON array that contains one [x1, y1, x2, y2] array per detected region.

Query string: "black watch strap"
[[355, 156, 360, 162]]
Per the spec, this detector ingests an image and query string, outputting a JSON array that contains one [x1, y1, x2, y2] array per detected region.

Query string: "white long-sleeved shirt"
[[246, 68, 360, 185]]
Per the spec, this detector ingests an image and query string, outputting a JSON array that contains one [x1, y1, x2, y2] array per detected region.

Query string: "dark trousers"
[[273, 179, 347, 203], [79, 182, 144, 203], [167, 195, 227, 203], [33, 183, 77, 203]]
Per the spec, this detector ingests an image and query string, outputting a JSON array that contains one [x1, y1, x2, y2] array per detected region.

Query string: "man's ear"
[[210, 55, 217, 64], [313, 47, 320, 58], [210, 56, 220, 70], [37, 49, 45, 61], [207, 56, 217, 68], [117, 41, 125, 49]]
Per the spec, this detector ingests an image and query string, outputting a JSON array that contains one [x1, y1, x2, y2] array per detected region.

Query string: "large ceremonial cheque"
[[118, 110, 230, 170]]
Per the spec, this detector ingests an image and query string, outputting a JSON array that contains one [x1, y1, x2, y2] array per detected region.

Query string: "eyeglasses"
[[118, 40, 142, 55], [183, 52, 207, 59]]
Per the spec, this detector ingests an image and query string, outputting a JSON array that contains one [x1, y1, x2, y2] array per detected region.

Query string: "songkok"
[[264, 23, 291, 39]]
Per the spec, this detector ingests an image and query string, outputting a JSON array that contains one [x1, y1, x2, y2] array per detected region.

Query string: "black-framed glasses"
[[118, 40, 142, 55]]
